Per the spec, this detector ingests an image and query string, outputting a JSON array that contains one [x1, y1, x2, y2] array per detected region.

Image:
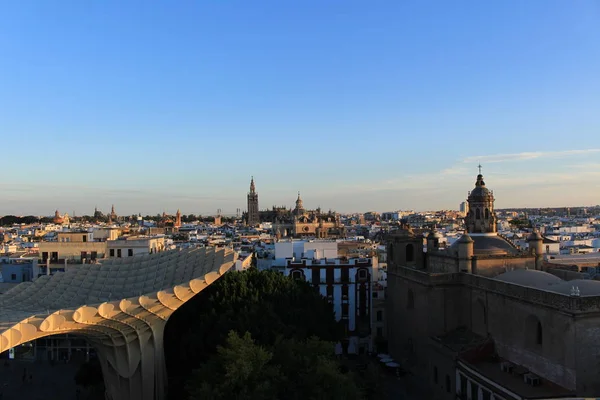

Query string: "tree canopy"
[[508, 218, 532, 228], [186, 331, 362, 400], [164, 268, 343, 399]]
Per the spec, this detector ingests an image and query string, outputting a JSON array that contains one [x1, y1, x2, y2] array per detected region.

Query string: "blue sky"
[[1, 1, 599, 215]]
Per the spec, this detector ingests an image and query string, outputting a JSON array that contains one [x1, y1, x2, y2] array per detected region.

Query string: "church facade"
[[244, 177, 346, 239], [386, 170, 600, 399]]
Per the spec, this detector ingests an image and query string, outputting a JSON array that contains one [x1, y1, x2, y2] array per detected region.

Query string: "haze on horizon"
[[1, 1, 599, 216]]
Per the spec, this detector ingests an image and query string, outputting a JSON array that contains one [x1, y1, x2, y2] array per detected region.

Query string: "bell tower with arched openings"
[[387, 221, 425, 269], [464, 165, 497, 234], [247, 176, 259, 226]]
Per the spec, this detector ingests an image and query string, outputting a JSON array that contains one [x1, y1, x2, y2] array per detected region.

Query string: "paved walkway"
[[0, 359, 83, 400]]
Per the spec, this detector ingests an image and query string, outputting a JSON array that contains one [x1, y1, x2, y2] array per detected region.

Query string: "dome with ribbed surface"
[[468, 174, 493, 201]]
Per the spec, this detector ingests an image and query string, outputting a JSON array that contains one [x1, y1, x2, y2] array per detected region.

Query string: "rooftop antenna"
[[478, 163, 482, 174]]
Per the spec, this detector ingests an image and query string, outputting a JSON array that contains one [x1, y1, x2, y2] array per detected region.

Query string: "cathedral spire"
[[247, 176, 259, 226]]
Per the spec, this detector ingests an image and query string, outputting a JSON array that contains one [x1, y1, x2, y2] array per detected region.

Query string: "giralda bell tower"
[[247, 176, 259, 226]]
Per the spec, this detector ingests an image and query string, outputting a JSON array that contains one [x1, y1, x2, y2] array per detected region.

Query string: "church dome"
[[468, 174, 493, 201], [450, 233, 518, 255], [495, 269, 562, 288]]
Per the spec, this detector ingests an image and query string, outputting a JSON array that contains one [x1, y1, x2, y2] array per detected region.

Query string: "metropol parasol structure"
[[0, 246, 236, 400]]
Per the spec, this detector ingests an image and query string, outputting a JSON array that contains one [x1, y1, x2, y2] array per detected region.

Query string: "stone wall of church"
[[428, 341, 459, 400], [387, 269, 464, 378], [427, 253, 458, 273], [572, 317, 600, 395], [473, 256, 535, 277], [473, 288, 577, 391], [387, 266, 600, 394]]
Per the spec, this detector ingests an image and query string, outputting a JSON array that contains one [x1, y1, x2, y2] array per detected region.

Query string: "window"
[[291, 270, 303, 280], [341, 303, 349, 317], [546, 245, 550, 253], [526, 315, 543, 348], [376, 310, 383, 321], [81, 252, 87, 261], [128, 249, 133, 257], [117, 249, 122, 258], [459, 374, 467, 396], [485, 208, 490, 219], [312, 268, 320, 285], [326, 285, 334, 297], [372, 291, 378, 298], [445, 375, 451, 393], [377, 327, 383, 337], [358, 269, 367, 280], [326, 268, 334, 283], [433, 366, 438, 384], [471, 382, 480, 399], [82, 235, 87, 242], [91, 251, 97, 260], [388, 244, 394, 262], [341, 267, 349, 282], [110, 249, 115, 257], [476, 208, 481, 219], [406, 243, 414, 262], [407, 289, 415, 309], [10, 274, 16, 281], [342, 285, 348, 297]]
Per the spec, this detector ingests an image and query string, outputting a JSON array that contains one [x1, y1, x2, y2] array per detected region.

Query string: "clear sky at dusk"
[[1, 1, 599, 216]]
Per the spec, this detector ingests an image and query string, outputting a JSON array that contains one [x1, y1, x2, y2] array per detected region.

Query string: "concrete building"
[[106, 236, 165, 258], [39, 231, 107, 263], [277, 255, 374, 355], [39, 232, 166, 264], [0, 258, 40, 283], [386, 170, 599, 399]]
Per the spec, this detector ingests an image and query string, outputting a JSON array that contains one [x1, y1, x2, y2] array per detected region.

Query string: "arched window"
[[525, 315, 543, 348], [476, 208, 481, 219], [474, 299, 488, 336], [407, 289, 415, 309], [406, 243, 415, 263], [485, 208, 490, 220]]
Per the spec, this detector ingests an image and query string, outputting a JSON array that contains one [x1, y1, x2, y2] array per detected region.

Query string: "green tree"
[[186, 331, 362, 400], [164, 269, 343, 399], [187, 331, 280, 400]]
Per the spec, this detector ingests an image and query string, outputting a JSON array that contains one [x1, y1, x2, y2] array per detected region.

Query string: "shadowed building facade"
[[0, 247, 236, 400], [386, 171, 600, 399]]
